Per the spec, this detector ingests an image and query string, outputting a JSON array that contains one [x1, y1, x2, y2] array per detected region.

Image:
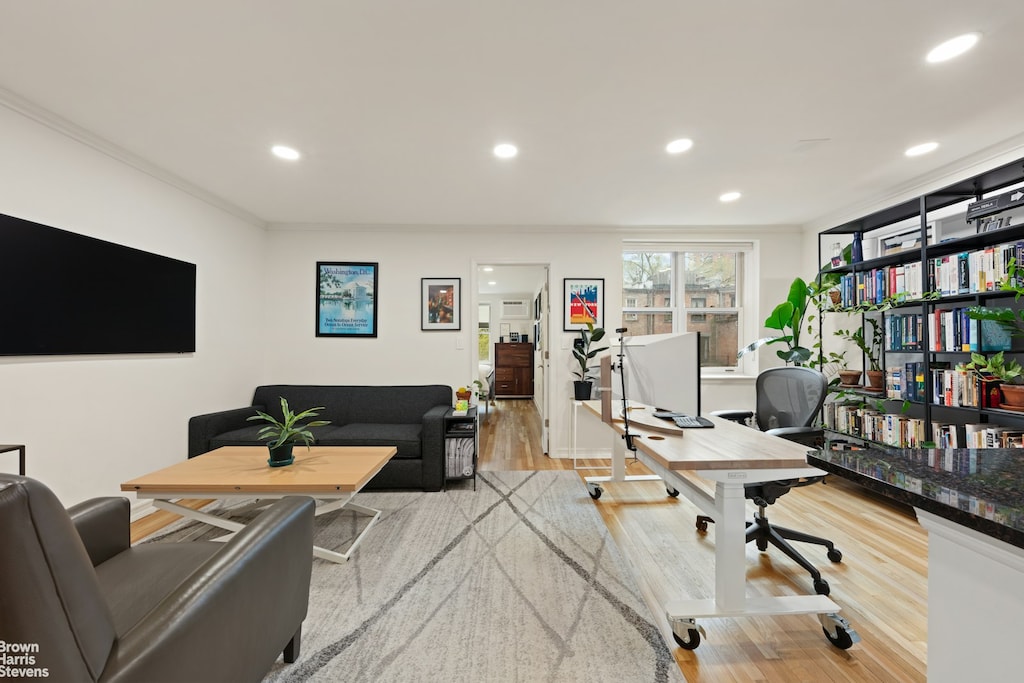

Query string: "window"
[[478, 304, 490, 361], [623, 244, 754, 373]]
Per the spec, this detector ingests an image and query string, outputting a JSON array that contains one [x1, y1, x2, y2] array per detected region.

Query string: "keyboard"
[[673, 415, 715, 429]]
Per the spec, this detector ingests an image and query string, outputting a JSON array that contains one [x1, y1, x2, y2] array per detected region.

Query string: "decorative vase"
[[851, 232, 863, 263], [573, 380, 593, 401], [838, 370, 862, 387], [267, 443, 295, 468], [1000, 384, 1024, 408], [866, 369, 884, 390]]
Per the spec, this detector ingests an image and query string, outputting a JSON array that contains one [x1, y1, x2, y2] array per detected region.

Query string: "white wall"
[[0, 106, 266, 504], [263, 225, 801, 458]]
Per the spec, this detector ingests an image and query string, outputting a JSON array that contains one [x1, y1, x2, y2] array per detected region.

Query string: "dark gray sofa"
[[188, 384, 452, 492]]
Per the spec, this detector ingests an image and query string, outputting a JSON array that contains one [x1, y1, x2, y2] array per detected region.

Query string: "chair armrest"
[[188, 405, 264, 458], [709, 409, 753, 424], [419, 405, 449, 492], [765, 426, 824, 448], [68, 497, 130, 566], [102, 496, 316, 683]]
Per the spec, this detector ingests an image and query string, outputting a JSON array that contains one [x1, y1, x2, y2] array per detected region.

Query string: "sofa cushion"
[[209, 425, 269, 451], [317, 423, 422, 459]]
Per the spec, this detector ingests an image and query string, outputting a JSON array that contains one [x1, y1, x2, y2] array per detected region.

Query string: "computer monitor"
[[609, 331, 701, 416]]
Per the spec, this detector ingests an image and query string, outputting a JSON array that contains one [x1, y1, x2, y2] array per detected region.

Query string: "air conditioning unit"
[[501, 298, 530, 319]]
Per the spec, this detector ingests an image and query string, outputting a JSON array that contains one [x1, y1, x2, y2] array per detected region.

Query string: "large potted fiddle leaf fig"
[[572, 322, 608, 400]]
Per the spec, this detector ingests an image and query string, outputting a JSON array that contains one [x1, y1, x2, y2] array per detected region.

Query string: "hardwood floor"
[[478, 399, 928, 682], [130, 399, 928, 681]]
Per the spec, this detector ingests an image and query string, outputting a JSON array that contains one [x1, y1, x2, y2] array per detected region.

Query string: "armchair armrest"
[[709, 409, 753, 424], [103, 496, 316, 683], [68, 497, 130, 566], [765, 425, 825, 448], [420, 404, 450, 492], [188, 405, 264, 458]]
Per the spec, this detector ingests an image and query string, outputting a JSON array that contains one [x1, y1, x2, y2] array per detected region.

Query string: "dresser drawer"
[[495, 368, 514, 381]]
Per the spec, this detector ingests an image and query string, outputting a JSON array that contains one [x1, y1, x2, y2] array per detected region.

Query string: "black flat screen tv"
[[0, 212, 196, 356]]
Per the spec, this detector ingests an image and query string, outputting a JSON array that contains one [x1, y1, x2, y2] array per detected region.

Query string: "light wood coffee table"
[[121, 445, 397, 563]]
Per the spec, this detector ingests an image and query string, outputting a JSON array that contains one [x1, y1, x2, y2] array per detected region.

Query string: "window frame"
[[622, 242, 758, 377]]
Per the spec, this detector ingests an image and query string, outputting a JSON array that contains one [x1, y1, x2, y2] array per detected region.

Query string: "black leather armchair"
[[0, 474, 315, 682]]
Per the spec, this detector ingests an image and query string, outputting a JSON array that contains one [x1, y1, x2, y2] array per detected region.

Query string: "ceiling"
[[2, 2, 1024, 229]]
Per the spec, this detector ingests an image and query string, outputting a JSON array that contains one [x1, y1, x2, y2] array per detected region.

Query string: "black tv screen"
[[0, 212, 196, 355]]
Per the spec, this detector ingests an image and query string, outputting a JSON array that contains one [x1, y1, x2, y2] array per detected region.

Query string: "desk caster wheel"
[[813, 578, 830, 596], [827, 548, 843, 562], [820, 613, 859, 650], [666, 487, 679, 498], [671, 619, 704, 650], [588, 485, 603, 500]]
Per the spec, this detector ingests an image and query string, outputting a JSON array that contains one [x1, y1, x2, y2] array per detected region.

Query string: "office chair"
[[695, 365, 842, 596]]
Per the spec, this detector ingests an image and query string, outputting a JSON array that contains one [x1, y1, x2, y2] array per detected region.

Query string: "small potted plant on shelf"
[[957, 351, 1024, 409], [836, 318, 884, 390], [572, 322, 608, 400], [247, 397, 331, 467]]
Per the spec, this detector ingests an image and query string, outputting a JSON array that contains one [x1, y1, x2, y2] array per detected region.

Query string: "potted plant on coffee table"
[[247, 397, 331, 467], [572, 322, 608, 400]]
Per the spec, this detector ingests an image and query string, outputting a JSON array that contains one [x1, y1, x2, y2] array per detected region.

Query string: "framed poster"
[[563, 278, 604, 331], [316, 262, 378, 337], [421, 278, 461, 330]]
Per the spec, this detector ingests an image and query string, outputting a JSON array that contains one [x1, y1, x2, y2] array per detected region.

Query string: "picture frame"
[[563, 278, 604, 331], [978, 216, 1011, 233], [421, 278, 461, 331], [316, 261, 378, 337]]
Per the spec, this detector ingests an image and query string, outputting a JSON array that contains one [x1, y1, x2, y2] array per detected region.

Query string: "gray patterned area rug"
[[146, 470, 684, 683]]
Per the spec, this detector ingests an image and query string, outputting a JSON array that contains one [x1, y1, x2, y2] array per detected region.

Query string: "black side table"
[[0, 444, 26, 475]]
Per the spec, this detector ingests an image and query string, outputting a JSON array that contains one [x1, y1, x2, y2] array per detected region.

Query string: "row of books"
[[826, 401, 1024, 449], [884, 363, 1003, 408], [927, 307, 1012, 352], [832, 238, 1024, 308]]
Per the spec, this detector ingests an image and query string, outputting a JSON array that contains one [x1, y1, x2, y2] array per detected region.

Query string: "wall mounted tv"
[[0, 212, 196, 356]]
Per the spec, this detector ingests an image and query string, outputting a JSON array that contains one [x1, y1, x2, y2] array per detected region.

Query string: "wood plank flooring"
[[131, 398, 928, 681], [478, 399, 928, 682]]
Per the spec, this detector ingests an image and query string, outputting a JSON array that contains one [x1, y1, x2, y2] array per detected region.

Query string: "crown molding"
[[0, 84, 266, 229]]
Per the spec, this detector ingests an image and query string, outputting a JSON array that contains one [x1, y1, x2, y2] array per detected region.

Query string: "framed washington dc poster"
[[316, 261, 378, 337]]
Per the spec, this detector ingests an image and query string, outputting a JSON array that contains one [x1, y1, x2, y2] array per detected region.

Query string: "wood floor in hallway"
[[479, 398, 928, 683]]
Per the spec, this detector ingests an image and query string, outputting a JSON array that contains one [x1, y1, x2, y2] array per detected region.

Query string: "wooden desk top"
[[121, 446, 397, 495], [582, 401, 812, 471]]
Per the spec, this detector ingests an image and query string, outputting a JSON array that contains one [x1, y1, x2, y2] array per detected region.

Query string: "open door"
[[535, 274, 551, 454]]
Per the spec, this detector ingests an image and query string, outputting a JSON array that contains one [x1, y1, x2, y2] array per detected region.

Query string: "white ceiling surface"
[[2, 2, 1024, 229]]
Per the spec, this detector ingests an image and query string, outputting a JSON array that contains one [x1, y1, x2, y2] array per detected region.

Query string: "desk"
[[581, 401, 856, 650]]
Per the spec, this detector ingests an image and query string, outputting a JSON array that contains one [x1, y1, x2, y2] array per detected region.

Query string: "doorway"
[[474, 262, 550, 454]]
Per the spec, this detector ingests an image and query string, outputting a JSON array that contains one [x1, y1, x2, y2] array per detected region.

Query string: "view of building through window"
[[622, 248, 743, 368], [478, 303, 490, 360]]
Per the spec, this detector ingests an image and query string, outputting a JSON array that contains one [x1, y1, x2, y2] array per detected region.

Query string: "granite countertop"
[[808, 447, 1024, 550]]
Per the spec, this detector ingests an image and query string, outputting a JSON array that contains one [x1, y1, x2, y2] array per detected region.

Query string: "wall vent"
[[501, 299, 530, 318]]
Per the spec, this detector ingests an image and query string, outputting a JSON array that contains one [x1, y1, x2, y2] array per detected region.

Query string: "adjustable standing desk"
[[580, 400, 856, 649]]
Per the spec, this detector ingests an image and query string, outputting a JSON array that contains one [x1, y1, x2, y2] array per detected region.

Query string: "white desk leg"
[[714, 481, 749, 611]]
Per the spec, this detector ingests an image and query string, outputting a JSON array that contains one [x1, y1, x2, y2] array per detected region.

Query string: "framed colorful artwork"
[[563, 278, 604, 331], [316, 262, 378, 337], [421, 277, 461, 330]]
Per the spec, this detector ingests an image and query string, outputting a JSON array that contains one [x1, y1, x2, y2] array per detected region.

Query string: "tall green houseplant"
[[572, 322, 608, 400]]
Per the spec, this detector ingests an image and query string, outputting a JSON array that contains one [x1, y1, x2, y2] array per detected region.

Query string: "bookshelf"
[[818, 155, 1024, 450]]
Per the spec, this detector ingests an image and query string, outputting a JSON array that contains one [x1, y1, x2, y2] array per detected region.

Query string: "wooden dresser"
[[493, 343, 534, 397]]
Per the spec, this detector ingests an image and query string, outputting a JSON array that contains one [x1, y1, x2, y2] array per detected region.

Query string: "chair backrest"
[[754, 366, 828, 431], [0, 474, 117, 681]]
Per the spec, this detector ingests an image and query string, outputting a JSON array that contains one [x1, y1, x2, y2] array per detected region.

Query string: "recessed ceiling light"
[[926, 33, 980, 63], [271, 145, 300, 161], [488, 281, 497, 286], [493, 143, 518, 159], [719, 191, 742, 203], [666, 138, 694, 155], [482, 266, 494, 272], [905, 141, 939, 157]]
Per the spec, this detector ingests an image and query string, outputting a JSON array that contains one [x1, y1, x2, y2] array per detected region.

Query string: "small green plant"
[[956, 351, 1024, 384], [836, 317, 884, 372], [572, 322, 608, 382], [247, 397, 331, 448]]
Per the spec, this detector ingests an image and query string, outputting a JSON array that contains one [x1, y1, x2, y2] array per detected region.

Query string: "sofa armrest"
[[188, 405, 264, 458], [420, 404, 449, 492], [68, 497, 130, 566], [102, 496, 316, 683]]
